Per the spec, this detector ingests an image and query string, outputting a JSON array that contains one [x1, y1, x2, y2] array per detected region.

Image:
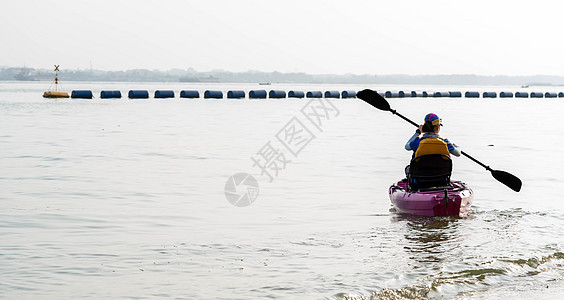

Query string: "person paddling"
[[404, 113, 461, 188], [405, 113, 461, 158]]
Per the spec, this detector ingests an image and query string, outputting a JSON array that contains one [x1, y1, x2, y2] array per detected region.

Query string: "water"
[[1, 81, 563, 299]]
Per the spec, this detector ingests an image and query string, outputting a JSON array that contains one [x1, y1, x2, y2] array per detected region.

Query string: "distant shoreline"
[[2, 67, 564, 86]]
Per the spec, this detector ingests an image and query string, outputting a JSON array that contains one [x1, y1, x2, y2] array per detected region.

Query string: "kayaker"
[[404, 113, 461, 187], [405, 113, 461, 158]]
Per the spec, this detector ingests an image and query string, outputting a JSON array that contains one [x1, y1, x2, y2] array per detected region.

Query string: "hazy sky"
[[2, 0, 564, 75]]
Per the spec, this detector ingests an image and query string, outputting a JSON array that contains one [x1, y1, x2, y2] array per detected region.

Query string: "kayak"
[[389, 180, 474, 217]]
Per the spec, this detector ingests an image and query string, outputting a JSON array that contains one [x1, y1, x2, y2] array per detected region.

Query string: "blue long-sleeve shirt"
[[405, 132, 461, 157]]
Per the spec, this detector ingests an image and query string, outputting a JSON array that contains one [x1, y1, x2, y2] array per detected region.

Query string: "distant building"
[[13, 68, 52, 81], [179, 75, 220, 83]]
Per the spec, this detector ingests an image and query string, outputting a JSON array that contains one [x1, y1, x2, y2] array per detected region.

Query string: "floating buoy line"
[[39, 68, 564, 100], [43, 89, 564, 100]]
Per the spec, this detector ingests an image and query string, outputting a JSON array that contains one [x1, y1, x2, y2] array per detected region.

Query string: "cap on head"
[[424, 113, 442, 126]]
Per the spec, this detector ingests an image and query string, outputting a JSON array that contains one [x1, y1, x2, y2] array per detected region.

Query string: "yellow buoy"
[[43, 91, 69, 98], [43, 65, 69, 98]]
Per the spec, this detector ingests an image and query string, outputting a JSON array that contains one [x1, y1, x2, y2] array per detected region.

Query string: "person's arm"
[[444, 139, 461, 157], [405, 129, 421, 151]]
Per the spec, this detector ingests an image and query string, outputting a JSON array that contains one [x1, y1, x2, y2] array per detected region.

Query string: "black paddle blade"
[[357, 89, 391, 111], [491, 169, 522, 192]]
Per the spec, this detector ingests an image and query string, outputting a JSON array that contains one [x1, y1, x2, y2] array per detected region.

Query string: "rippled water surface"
[[1, 82, 563, 299]]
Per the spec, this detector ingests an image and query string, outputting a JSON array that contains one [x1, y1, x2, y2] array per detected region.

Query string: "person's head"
[[422, 113, 442, 133]]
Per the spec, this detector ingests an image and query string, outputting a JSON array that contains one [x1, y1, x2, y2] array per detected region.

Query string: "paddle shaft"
[[460, 151, 491, 171], [390, 109, 419, 127], [392, 109, 492, 171]]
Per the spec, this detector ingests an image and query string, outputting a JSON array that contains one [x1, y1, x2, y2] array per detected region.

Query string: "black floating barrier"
[[306, 91, 322, 98], [180, 90, 199, 98], [269, 90, 286, 99], [155, 90, 175, 98], [249, 90, 267, 99], [433, 91, 449, 98], [71, 90, 93, 99], [398, 91, 409, 98], [100, 90, 121, 99], [515, 92, 529, 98], [288, 90, 305, 98], [324, 90, 340, 98], [465, 91, 480, 98], [500, 92, 514, 98], [128, 90, 149, 99], [204, 90, 223, 99], [227, 90, 245, 99], [341, 90, 357, 98]]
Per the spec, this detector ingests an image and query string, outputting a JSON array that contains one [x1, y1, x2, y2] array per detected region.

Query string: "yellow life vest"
[[414, 137, 450, 158]]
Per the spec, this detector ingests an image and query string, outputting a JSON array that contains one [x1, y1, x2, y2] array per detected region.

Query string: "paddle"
[[357, 89, 522, 192]]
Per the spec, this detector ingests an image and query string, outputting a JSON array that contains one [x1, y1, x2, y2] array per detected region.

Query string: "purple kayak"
[[389, 180, 474, 217]]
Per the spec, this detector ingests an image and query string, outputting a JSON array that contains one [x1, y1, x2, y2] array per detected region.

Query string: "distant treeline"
[[1, 67, 564, 86]]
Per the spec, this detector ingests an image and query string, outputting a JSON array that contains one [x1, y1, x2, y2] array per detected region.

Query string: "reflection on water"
[[392, 214, 462, 264]]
